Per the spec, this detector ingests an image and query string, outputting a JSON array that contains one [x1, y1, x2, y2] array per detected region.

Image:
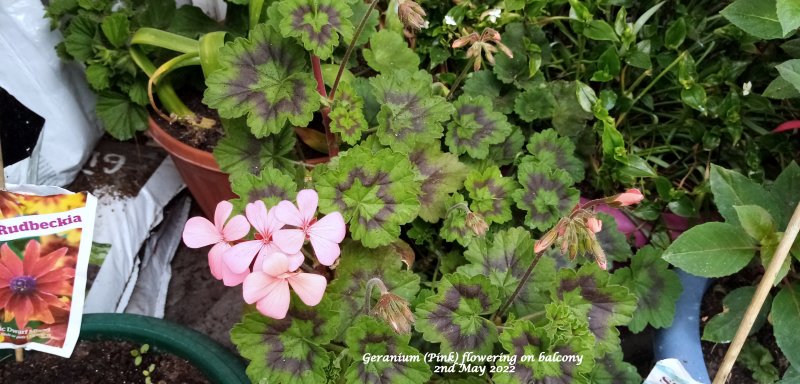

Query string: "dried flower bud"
[[607, 188, 644, 207], [372, 292, 415, 334], [466, 212, 489, 237], [398, 0, 427, 31], [585, 217, 602, 234], [588, 232, 607, 270], [452, 32, 478, 49], [534, 226, 559, 253]]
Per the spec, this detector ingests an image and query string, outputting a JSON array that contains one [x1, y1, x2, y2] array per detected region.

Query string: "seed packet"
[[0, 185, 97, 357]]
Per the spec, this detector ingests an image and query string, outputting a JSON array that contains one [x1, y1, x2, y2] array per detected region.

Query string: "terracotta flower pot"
[[147, 117, 235, 219]]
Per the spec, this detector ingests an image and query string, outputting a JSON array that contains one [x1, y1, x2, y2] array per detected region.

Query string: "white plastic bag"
[[0, 0, 102, 187]]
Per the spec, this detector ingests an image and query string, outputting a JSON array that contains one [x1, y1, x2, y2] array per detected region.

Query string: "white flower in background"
[[742, 81, 752, 96], [444, 15, 457, 26], [482, 8, 502, 24]]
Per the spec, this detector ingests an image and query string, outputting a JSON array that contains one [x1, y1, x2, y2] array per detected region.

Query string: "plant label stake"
[[0, 134, 99, 360], [712, 200, 800, 384]]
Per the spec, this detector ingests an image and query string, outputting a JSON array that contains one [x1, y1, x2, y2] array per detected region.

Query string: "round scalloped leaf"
[[213, 121, 298, 176], [231, 301, 339, 384], [409, 145, 469, 223], [327, 240, 420, 335], [446, 95, 512, 159], [457, 227, 558, 317], [204, 24, 318, 137], [555, 264, 637, 356], [415, 273, 499, 355], [363, 29, 420, 74], [462, 70, 516, 114], [550, 81, 594, 137], [230, 167, 299, 211], [492, 23, 534, 88], [514, 86, 556, 122], [464, 166, 518, 224], [589, 349, 642, 383], [313, 144, 422, 248], [329, 83, 368, 145], [486, 126, 525, 166], [439, 193, 475, 246], [344, 316, 432, 383], [610, 246, 682, 333], [349, 0, 379, 45], [495, 304, 596, 384], [277, 0, 354, 59], [525, 128, 584, 182], [513, 162, 579, 231], [371, 70, 454, 152]]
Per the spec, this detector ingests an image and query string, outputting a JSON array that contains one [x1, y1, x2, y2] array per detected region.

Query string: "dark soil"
[[153, 91, 223, 152], [0, 339, 208, 384], [0, 87, 44, 167], [700, 265, 790, 383]]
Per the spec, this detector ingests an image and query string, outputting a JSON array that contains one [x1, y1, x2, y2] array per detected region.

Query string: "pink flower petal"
[[183, 217, 222, 248], [286, 252, 304, 271], [210, 243, 248, 287], [253, 243, 280, 272], [242, 271, 282, 304], [256, 279, 291, 319], [296, 189, 319, 223], [288, 273, 327, 306], [223, 240, 262, 274], [214, 201, 234, 232], [309, 212, 346, 242], [274, 200, 304, 227], [221, 214, 250, 242], [261, 252, 291, 276], [245, 201, 270, 235], [266, 207, 285, 236], [273, 228, 305, 255], [310, 235, 341, 266]]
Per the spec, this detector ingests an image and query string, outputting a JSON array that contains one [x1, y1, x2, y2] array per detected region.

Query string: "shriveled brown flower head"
[[398, 0, 428, 31], [451, 27, 514, 71], [372, 292, 415, 334]]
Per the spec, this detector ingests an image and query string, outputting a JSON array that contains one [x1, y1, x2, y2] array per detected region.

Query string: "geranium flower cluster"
[[182, 189, 345, 319]]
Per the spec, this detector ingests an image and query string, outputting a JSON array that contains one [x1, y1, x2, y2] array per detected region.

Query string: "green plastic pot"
[[2, 313, 248, 384]]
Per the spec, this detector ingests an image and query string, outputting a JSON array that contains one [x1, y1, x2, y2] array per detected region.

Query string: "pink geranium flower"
[[273, 189, 346, 266], [182, 201, 250, 286], [608, 188, 644, 207], [224, 200, 304, 274], [242, 252, 327, 319]]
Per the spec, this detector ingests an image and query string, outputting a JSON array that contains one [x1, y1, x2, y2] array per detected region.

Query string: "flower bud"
[[466, 212, 489, 237], [398, 0, 427, 31], [585, 217, 602, 233], [534, 227, 558, 253], [372, 292, 415, 334], [607, 188, 644, 207]]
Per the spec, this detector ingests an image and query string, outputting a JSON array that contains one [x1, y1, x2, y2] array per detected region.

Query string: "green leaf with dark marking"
[[415, 273, 499, 355], [457, 227, 557, 317], [314, 144, 422, 248], [204, 24, 318, 137], [329, 83, 368, 145], [464, 166, 518, 224], [231, 301, 339, 384], [440, 193, 476, 246], [327, 240, 420, 335], [589, 349, 642, 383], [555, 264, 637, 355], [525, 128, 585, 182], [486, 126, 525, 166], [213, 121, 298, 177], [344, 317, 431, 383], [513, 162, 579, 231], [611, 246, 682, 333], [408, 145, 468, 223], [371, 70, 453, 152], [494, 303, 596, 384], [277, 0, 354, 59], [446, 95, 513, 159], [230, 167, 298, 211]]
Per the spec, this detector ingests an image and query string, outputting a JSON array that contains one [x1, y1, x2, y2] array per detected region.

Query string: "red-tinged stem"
[[310, 54, 339, 157]]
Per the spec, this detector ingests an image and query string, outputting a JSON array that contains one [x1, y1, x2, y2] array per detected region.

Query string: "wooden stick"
[[712, 200, 800, 384], [15, 349, 23, 362], [0, 134, 5, 190]]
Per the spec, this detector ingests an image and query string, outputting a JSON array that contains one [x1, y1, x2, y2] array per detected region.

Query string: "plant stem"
[[129, 47, 194, 119], [364, 277, 388, 314], [493, 251, 544, 322], [310, 54, 339, 157], [447, 57, 475, 100], [249, 0, 266, 29], [131, 28, 199, 54], [515, 310, 545, 322], [617, 51, 686, 127], [713, 200, 800, 384], [329, 0, 379, 101]]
